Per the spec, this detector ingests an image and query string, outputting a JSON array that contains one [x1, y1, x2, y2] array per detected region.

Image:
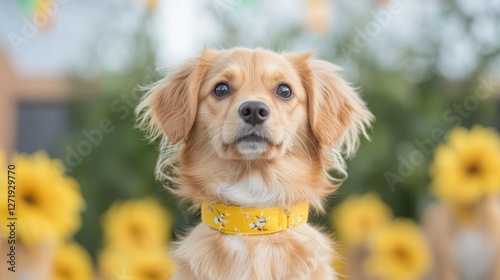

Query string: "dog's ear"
[[307, 59, 374, 154], [286, 53, 374, 155], [136, 49, 214, 144]]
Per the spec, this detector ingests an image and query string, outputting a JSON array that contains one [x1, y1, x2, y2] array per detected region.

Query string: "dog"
[[136, 47, 373, 279], [423, 196, 500, 280]]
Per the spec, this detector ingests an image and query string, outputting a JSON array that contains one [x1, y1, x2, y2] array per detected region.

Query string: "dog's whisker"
[[183, 127, 223, 158], [187, 133, 212, 153], [294, 135, 313, 166], [297, 130, 321, 159]]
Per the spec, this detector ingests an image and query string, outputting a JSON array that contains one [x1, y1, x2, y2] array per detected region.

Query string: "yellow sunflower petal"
[[364, 219, 431, 280], [332, 193, 393, 246], [430, 126, 500, 206], [52, 242, 94, 280], [0, 151, 85, 246], [99, 247, 175, 280], [101, 198, 173, 251]]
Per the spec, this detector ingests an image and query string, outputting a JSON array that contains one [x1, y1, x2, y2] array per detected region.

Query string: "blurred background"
[[1, 0, 500, 279]]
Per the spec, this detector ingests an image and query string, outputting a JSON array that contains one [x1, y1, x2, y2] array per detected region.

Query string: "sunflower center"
[[392, 245, 412, 266], [23, 194, 37, 206], [141, 269, 162, 280], [467, 165, 479, 175], [129, 224, 145, 245], [359, 217, 372, 232], [56, 266, 73, 279], [466, 163, 481, 175]]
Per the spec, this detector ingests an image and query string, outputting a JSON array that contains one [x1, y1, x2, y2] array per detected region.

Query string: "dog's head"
[[138, 47, 372, 159], [137, 47, 373, 207]]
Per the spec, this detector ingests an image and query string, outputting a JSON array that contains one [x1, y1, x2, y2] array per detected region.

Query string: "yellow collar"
[[201, 202, 309, 235]]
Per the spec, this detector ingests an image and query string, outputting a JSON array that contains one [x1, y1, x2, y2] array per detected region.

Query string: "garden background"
[[0, 0, 499, 279]]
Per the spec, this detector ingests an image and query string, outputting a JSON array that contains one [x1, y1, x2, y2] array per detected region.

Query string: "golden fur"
[[136, 47, 373, 279], [422, 197, 500, 279]]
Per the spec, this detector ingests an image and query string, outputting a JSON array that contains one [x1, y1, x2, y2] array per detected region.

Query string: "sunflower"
[[52, 242, 94, 280], [99, 248, 175, 280], [0, 152, 85, 246], [430, 126, 500, 205], [101, 198, 172, 251], [332, 193, 393, 245], [364, 219, 431, 280]]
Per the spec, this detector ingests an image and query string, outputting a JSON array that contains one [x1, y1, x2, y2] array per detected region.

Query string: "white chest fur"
[[214, 175, 286, 207], [172, 223, 335, 280], [453, 228, 496, 280]]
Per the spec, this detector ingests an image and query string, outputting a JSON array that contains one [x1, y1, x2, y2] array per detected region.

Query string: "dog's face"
[[138, 47, 373, 164], [198, 49, 309, 160]]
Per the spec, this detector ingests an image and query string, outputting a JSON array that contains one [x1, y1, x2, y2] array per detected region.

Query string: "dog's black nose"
[[238, 101, 270, 125]]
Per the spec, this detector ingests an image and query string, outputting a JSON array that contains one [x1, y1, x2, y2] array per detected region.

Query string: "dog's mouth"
[[230, 130, 277, 159], [236, 133, 269, 144], [219, 127, 284, 159]]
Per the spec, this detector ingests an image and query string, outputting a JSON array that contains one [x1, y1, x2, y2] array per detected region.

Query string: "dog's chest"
[[174, 223, 333, 280], [214, 175, 285, 207], [453, 228, 496, 280]]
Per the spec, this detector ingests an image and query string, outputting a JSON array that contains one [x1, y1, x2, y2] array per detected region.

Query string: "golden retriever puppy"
[[136, 47, 373, 280], [422, 196, 500, 280]]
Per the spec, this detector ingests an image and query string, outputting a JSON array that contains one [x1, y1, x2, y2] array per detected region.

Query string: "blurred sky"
[[1, 0, 500, 80]]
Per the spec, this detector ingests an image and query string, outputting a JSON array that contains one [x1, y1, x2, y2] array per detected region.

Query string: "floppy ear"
[[286, 53, 374, 155], [136, 54, 206, 144], [307, 59, 374, 155]]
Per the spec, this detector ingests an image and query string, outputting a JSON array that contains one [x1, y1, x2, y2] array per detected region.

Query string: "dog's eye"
[[213, 83, 230, 98], [276, 84, 293, 99]]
